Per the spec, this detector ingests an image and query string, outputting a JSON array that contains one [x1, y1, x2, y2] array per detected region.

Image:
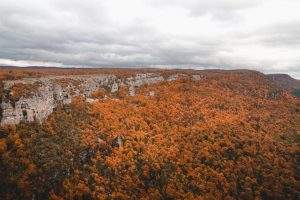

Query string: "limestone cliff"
[[1, 73, 202, 125]]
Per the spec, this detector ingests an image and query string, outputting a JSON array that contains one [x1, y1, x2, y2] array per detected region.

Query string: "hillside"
[[267, 74, 300, 97], [0, 68, 299, 200]]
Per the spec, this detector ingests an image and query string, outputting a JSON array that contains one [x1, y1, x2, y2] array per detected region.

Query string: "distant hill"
[[267, 74, 300, 97]]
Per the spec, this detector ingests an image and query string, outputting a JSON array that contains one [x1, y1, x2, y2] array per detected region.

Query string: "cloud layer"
[[0, 0, 299, 78]]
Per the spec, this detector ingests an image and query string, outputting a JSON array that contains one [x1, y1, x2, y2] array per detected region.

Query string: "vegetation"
[[292, 89, 300, 97], [10, 82, 42, 102], [0, 68, 299, 199]]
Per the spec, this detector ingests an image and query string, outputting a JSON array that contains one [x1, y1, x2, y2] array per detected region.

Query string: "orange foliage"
[[10, 82, 42, 102], [0, 69, 299, 199], [91, 88, 107, 99], [0, 138, 7, 154]]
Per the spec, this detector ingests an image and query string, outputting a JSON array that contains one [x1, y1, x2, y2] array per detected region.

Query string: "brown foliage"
[[0, 69, 299, 199], [10, 82, 42, 102]]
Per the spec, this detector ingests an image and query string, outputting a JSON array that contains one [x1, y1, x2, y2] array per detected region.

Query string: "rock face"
[[1, 73, 203, 125]]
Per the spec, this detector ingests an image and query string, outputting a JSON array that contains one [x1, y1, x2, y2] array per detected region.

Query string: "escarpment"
[[0, 73, 204, 125]]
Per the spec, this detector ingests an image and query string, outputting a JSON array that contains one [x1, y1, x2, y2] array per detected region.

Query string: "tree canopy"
[[0, 69, 299, 199]]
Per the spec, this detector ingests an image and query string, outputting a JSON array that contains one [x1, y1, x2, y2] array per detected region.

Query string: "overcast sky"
[[0, 0, 299, 78]]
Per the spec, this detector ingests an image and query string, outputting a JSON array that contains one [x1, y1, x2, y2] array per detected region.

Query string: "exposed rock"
[[0, 73, 203, 125], [149, 91, 155, 96], [128, 85, 136, 96], [111, 82, 119, 93], [167, 74, 178, 81], [192, 74, 205, 81]]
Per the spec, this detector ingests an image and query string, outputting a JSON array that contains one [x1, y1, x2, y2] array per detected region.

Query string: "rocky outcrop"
[[1, 73, 204, 125]]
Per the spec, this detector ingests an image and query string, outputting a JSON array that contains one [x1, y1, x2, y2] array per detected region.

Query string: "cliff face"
[[5, 70, 296, 125], [2, 75, 110, 124], [1, 73, 201, 125]]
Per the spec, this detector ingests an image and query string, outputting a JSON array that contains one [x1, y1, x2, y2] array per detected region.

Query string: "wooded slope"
[[0, 68, 299, 199]]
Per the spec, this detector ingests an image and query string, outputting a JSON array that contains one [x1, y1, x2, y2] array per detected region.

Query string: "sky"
[[0, 0, 299, 78]]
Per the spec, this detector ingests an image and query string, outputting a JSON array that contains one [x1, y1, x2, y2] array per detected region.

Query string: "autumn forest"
[[0, 67, 299, 200]]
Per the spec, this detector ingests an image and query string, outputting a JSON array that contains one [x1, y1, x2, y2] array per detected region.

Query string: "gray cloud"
[[0, 0, 299, 78], [147, 0, 261, 18], [259, 21, 300, 48]]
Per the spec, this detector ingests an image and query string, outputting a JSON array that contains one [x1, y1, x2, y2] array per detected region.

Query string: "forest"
[[0, 67, 299, 199]]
